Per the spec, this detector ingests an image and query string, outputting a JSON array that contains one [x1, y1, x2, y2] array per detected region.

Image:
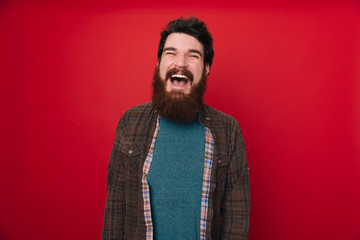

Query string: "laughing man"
[[102, 17, 250, 240]]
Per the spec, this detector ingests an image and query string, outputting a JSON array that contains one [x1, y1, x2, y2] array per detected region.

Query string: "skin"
[[158, 33, 210, 94]]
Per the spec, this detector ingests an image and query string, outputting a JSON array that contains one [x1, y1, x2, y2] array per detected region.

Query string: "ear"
[[205, 64, 210, 76]]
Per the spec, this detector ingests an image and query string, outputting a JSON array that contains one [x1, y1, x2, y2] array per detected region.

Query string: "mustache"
[[165, 68, 194, 83]]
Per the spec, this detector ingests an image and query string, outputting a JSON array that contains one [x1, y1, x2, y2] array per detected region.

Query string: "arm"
[[102, 120, 126, 240], [221, 120, 250, 240]]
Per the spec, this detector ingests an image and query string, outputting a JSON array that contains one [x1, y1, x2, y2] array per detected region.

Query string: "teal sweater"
[[147, 117, 205, 240]]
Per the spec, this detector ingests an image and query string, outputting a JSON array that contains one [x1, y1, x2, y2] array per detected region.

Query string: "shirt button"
[[128, 150, 133, 155], [218, 159, 222, 164]]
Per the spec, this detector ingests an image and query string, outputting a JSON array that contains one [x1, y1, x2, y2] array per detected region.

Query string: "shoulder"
[[120, 102, 155, 123], [116, 102, 155, 132], [122, 102, 154, 118], [203, 104, 244, 147], [204, 104, 239, 128]]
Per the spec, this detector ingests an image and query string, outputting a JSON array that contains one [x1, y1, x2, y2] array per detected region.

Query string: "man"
[[102, 17, 250, 240]]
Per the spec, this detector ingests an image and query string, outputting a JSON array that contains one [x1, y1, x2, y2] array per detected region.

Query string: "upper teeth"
[[171, 74, 188, 79]]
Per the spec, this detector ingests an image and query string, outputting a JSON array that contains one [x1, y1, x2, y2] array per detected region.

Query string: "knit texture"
[[147, 116, 205, 240]]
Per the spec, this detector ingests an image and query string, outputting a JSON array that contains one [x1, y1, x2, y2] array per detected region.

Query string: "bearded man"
[[102, 17, 250, 240]]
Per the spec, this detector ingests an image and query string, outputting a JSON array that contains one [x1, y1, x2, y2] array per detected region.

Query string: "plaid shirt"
[[102, 102, 250, 240], [141, 116, 214, 240]]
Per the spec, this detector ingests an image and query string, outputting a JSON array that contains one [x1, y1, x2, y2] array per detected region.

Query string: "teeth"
[[171, 74, 188, 79]]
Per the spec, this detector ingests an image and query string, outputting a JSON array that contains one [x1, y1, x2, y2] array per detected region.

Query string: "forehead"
[[164, 33, 204, 54]]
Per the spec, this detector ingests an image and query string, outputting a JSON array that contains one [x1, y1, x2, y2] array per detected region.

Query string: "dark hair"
[[157, 17, 214, 67]]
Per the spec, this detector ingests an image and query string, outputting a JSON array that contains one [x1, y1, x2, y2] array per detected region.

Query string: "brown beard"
[[152, 66, 207, 123]]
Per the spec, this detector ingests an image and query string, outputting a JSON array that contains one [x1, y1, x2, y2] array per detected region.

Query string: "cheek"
[[158, 65, 166, 79], [159, 61, 171, 80], [193, 66, 205, 82]]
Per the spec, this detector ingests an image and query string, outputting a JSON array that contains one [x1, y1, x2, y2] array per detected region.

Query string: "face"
[[159, 33, 210, 94]]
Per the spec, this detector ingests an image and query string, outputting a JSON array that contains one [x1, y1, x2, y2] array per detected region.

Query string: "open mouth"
[[169, 74, 189, 87]]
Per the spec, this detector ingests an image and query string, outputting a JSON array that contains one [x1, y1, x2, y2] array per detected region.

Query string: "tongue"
[[173, 80, 186, 87]]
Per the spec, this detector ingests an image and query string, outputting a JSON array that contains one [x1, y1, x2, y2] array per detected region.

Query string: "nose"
[[174, 54, 188, 68]]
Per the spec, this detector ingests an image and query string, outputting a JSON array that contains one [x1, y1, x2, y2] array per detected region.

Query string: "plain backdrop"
[[1, 0, 359, 239]]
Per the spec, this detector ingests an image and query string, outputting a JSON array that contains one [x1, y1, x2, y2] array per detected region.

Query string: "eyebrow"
[[163, 47, 203, 57], [188, 49, 203, 57]]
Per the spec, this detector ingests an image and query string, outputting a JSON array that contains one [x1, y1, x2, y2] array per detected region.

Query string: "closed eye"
[[163, 47, 177, 56], [189, 54, 200, 59], [188, 49, 202, 59]]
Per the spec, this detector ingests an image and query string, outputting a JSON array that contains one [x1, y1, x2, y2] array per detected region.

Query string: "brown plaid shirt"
[[102, 102, 250, 240]]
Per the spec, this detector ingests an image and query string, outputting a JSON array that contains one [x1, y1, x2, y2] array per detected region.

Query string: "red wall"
[[1, 1, 359, 239]]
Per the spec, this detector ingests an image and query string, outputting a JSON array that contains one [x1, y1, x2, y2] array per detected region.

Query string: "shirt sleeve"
[[220, 120, 250, 240], [102, 119, 126, 240]]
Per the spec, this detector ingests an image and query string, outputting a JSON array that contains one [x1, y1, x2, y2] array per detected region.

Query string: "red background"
[[1, 0, 360, 239]]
